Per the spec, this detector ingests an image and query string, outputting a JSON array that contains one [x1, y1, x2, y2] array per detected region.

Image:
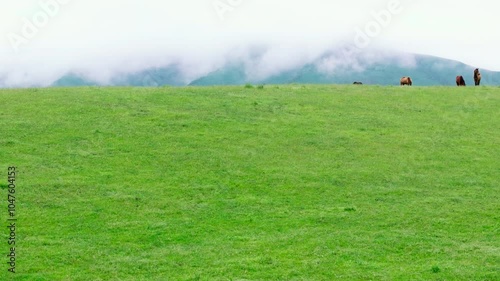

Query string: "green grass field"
[[1, 85, 499, 280]]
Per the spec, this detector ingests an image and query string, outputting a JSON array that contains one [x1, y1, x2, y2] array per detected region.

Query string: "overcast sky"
[[1, 0, 499, 86]]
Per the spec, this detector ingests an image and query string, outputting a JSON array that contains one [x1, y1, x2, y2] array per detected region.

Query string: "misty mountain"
[[50, 51, 500, 87], [52, 65, 186, 87], [52, 73, 99, 87], [189, 64, 247, 86], [111, 66, 186, 86], [191, 54, 500, 86]]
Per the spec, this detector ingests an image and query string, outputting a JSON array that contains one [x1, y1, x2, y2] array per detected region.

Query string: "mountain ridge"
[[51, 51, 500, 87]]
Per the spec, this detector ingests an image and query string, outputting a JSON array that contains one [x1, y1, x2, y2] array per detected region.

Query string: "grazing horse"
[[353, 81, 363, 85], [474, 68, 481, 86], [456, 75, 466, 86], [400, 76, 412, 86]]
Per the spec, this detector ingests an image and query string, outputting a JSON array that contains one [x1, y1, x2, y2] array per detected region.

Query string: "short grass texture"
[[0, 85, 499, 280]]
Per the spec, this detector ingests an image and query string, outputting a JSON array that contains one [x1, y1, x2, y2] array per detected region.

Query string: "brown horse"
[[400, 76, 412, 86], [474, 69, 481, 86], [456, 75, 466, 86]]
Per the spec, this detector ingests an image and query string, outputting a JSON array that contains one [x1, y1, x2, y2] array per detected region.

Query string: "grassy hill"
[[1, 85, 499, 280]]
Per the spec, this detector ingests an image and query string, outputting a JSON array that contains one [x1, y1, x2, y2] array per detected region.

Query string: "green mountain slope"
[[189, 63, 247, 86], [194, 54, 500, 86], [50, 53, 500, 87], [52, 73, 98, 87]]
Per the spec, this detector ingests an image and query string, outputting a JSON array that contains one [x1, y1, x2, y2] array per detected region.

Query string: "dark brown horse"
[[456, 75, 466, 86], [353, 81, 363, 85], [400, 76, 412, 86], [474, 68, 481, 86]]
